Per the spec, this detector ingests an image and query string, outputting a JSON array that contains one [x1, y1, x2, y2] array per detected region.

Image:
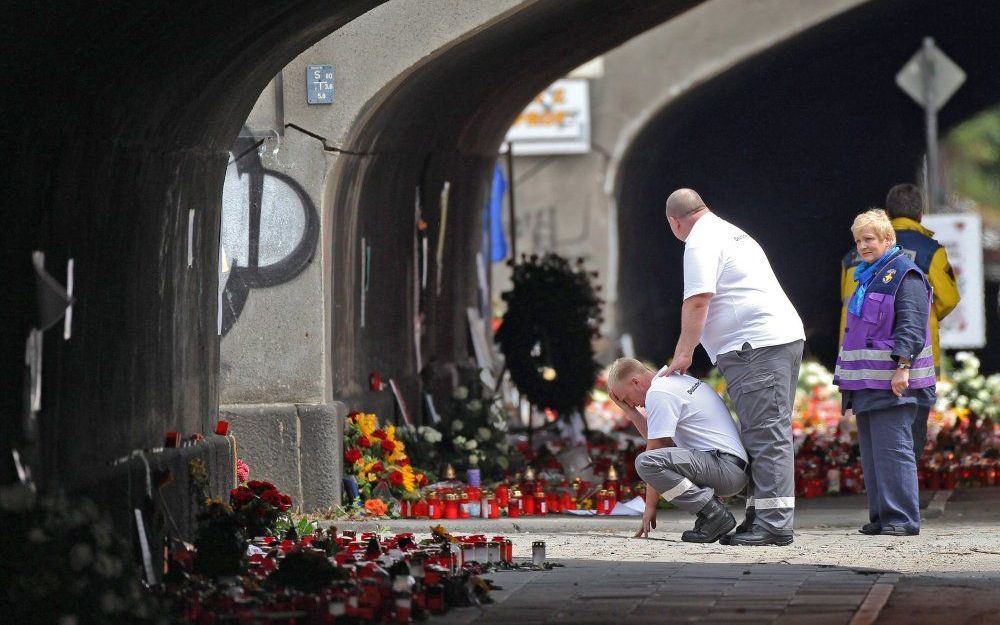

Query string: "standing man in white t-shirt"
[[608, 358, 749, 543], [657, 188, 804, 546]]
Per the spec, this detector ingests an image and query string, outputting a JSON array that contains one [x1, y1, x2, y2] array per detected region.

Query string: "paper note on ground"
[[609, 496, 645, 516]]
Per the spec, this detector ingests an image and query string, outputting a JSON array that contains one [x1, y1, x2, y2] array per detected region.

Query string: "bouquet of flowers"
[[398, 367, 525, 483], [939, 352, 1000, 421], [229, 480, 293, 538], [193, 498, 247, 577], [343, 412, 428, 506]]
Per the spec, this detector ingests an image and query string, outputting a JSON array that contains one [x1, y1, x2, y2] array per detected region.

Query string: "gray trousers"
[[910, 404, 932, 466], [716, 340, 803, 536], [635, 447, 749, 514]]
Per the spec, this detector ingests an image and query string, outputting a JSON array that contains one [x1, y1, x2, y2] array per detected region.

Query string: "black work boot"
[[858, 522, 881, 535], [726, 527, 794, 546], [720, 506, 755, 545], [681, 499, 736, 543]]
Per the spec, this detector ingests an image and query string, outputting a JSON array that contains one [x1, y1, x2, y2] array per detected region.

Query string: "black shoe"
[[681, 499, 736, 543], [720, 506, 756, 544], [880, 525, 919, 536], [859, 522, 881, 535], [735, 506, 756, 533], [726, 527, 794, 546]]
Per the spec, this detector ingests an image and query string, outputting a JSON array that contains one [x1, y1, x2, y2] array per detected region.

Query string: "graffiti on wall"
[[220, 131, 319, 335]]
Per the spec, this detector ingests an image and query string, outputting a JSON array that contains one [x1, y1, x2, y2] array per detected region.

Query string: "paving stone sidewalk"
[[434, 560, 891, 625]]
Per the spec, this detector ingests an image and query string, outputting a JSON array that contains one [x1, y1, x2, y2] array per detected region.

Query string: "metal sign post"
[[896, 38, 965, 212]]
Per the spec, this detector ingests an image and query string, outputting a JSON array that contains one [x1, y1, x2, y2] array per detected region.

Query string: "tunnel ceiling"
[[616, 0, 1000, 372]]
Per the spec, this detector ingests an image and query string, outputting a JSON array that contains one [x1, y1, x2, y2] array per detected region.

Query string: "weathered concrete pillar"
[[218, 0, 524, 510]]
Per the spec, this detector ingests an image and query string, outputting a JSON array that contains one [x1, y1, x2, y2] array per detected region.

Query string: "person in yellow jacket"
[[839, 183, 960, 464]]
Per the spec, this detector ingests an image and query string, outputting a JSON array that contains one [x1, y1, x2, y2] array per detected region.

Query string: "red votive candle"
[[496, 484, 509, 509], [214, 420, 230, 436], [444, 494, 459, 520], [164, 431, 180, 448]]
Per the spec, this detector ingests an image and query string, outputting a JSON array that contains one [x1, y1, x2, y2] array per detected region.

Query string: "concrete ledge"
[[85, 435, 236, 576]]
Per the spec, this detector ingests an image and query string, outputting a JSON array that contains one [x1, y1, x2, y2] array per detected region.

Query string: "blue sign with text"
[[306, 65, 334, 104]]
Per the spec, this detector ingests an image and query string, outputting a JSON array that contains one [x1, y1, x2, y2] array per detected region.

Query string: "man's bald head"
[[665, 188, 707, 219]]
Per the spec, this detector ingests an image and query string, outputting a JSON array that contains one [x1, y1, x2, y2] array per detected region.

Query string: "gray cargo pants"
[[635, 448, 749, 514], [716, 340, 803, 536]]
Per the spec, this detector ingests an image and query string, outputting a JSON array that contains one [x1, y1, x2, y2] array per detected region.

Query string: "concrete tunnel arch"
[[613, 0, 1000, 374], [1, 0, 709, 499]]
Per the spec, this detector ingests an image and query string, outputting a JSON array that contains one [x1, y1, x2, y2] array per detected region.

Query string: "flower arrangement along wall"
[[495, 253, 603, 417], [343, 412, 429, 512], [398, 366, 526, 483], [1, 487, 163, 623]]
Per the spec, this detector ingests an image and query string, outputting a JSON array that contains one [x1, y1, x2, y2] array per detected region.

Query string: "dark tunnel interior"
[[0, 0, 704, 494], [616, 0, 1000, 374]]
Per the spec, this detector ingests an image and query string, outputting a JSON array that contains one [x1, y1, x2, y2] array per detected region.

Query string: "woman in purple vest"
[[834, 209, 934, 536]]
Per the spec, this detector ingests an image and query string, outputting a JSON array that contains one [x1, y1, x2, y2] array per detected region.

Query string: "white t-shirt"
[[644, 373, 747, 462], [683, 212, 804, 362]]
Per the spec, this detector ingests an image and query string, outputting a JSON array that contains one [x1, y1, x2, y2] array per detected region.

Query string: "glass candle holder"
[[532, 541, 546, 566]]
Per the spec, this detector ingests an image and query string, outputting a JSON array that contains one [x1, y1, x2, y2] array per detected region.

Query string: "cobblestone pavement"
[[335, 490, 1000, 623]]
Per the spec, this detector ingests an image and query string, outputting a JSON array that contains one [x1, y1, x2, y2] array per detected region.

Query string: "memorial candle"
[[444, 493, 459, 520]]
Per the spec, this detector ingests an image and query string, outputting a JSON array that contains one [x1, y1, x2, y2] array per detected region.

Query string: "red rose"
[[230, 486, 253, 507], [281, 494, 292, 510], [372, 429, 387, 440], [248, 480, 275, 494], [358, 436, 372, 448], [345, 449, 362, 464], [390, 471, 404, 487], [370, 461, 384, 474], [398, 458, 410, 467], [380, 439, 395, 453], [347, 411, 363, 420], [416, 474, 428, 487], [262, 489, 285, 509]]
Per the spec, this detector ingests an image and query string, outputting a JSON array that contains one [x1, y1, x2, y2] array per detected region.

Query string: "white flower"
[[94, 553, 122, 578], [956, 351, 972, 362], [477, 427, 492, 441], [978, 389, 990, 401], [452, 386, 469, 400], [69, 543, 93, 571], [451, 420, 464, 432], [465, 440, 478, 450], [466, 400, 482, 412], [970, 399, 985, 415], [497, 456, 510, 469], [100, 591, 123, 614], [420, 427, 442, 443], [804, 374, 819, 388], [468, 454, 479, 466], [454, 435, 466, 445], [956, 396, 969, 408]]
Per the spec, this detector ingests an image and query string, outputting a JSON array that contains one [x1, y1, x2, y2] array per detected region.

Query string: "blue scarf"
[[849, 246, 900, 317]]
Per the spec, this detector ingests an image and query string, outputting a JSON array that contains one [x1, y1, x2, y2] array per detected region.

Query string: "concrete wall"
[[219, 0, 525, 510], [493, 0, 870, 337]]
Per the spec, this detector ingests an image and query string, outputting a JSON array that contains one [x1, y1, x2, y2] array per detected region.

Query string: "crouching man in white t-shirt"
[[608, 358, 748, 543]]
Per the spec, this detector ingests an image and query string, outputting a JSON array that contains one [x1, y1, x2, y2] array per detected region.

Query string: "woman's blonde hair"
[[851, 208, 896, 243]]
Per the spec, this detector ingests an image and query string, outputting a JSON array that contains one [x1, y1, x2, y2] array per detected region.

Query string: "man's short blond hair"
[[606, 357, 649, 389], [851, 208, 896, 243]]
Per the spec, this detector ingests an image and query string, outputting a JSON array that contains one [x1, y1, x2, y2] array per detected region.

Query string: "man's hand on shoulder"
[[656, 351, 693, 378]]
